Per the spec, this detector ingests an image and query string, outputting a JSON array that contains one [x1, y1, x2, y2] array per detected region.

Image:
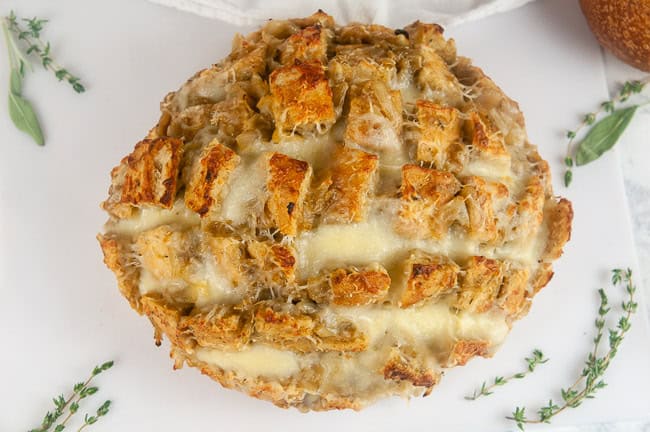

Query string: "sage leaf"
[[575, 106, 638, 166], [10, 68, 22, 94], [8, 91, 44, 145]]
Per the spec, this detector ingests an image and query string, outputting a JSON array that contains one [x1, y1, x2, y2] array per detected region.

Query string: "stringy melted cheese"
[[109, 193, 541, 389], [196, 345, 302, 379], [110, 200, 199, 236], [196, 302, 509, 390], [295, 203, 544, 278]]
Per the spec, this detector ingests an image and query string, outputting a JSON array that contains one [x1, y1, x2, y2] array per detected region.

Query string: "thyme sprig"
[[77, 401, 112, 432], [564, 78, 649, 186], [2, 11, 87, 145], [465, 349, 548, 400], [30, 361, 114, 432], [5, 11, 85, 93], [507, 269, 637, 430]]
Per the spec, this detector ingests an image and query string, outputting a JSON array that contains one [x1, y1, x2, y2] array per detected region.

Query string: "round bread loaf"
[[98, 11, 573, 411], [580, 0, 650, 71]]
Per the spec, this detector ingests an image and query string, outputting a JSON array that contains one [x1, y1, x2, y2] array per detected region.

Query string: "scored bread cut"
[[98, 11, 573, 411]]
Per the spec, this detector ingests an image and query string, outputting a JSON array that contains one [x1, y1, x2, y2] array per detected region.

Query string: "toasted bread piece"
[[460, 175, 498, 243], [531, 262, 555, 294], [181, 307, 252, 350], [383, 347, 440, 391], [396, 251, 460, 307], [265, 61, 336, 138], [465, 111, 511, 173], [415, 101, 462, 168], [140, 294, 188, 347], [253, 302, 367, 353], [168, 104, 214, 140], [444, 339, 490, 367], [396, 164, 461, 239], [413, 47, 463, 106], [184, 140, 240, 218], [543, 198, 573, 260], [135, 225, 189, 281], [329, 265, 391, 306], [319, 146, 378, 224], [103, 137, 183, 218], [345, 80, 403, 152], [204, 234, 245, 286], [246, 240, 297, 285], [455, 256, 505, 313], [280, 25, 330, 65], [262, 153, 312, 236], [497, 267, 530, 317]]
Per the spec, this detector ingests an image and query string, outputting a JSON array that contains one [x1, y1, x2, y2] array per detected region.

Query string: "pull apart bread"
[[98, 11, 573, 411]]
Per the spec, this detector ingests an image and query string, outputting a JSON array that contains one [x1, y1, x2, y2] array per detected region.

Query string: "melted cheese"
[[325, 303, 508, 394], [295, 203, 543, 277], [196, 345, 302, 379], [109, 199, 199, 236], [332, 302, 508, 347], [463, 158, 511, 180], [139, 256, 242, 307], [197, 302, 509, 387], [220, 155, 266, 225], [244, 135, 336, 171], [189, 258, 242, 307], [400, 83, 420, 106], [138, 268, 159, 295]]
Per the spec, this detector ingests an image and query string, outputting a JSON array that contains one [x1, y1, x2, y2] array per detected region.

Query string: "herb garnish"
[[564, 78, 649, 186], [29, 361, 113, 432], [2, 11, 86, 146], [465, 349, 548, 400], [507, 269, 637, 430]]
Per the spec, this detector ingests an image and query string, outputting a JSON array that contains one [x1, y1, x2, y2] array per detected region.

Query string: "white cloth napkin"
[[148, 0, 535, 28]]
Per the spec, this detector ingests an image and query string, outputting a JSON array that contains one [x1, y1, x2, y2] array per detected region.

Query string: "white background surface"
[[1, 1, 649, 431]]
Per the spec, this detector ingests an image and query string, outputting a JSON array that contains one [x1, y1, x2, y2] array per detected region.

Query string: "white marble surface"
[[557, 49, 650, 432]]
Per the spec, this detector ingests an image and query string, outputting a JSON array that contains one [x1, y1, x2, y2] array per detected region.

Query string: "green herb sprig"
[[465, 349, 548, 400], [564, 78, 649, 186], [2, 11, 86, 146], [30, 361, 114, 432], [2, 15, 43, 145], [507, 269, 637, 431], [6, 12, 85, 93]]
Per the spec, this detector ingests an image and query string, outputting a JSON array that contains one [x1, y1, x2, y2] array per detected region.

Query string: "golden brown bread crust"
[[182, 307, 253, 350], [580, 0, 650, 72], [319, 146, 378, 224], [345, 80, 403, 152], [497, 267, 530, 318], [543, 198, 574, 261], [455, 256, 504, 313], [253, 302, 368, 353], [397, 165, 461, 239], [184, 140, 240, 218], [415, 101, 462, 169], [98, 234, 141, 311], [328, 266, 391, 306], [103, 137, 183, 218], [265, 61, 336, 138], [263, 153, 312, 236], [382, 348, 441, 391], [99, 12, 573, 411], [397, 252, 459, 308], [445, 340, 490, 367]]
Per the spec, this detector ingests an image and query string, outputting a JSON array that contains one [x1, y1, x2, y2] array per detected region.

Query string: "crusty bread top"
[[99, 11, 572, 411]]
